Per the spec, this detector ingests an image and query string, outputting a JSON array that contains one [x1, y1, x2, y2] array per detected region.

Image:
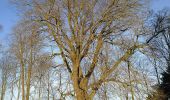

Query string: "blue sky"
[[0, 0, 170, 45], [0, 0, 19, 45], [151, 0, 170, 11]]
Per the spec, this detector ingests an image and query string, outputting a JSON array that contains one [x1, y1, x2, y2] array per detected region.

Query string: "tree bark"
[[17, 75, 21, 100], [26, 38, 33, 100], [71, 72, 91, 100], [1, 75, 7, 100], [25, 65, 32, 100]]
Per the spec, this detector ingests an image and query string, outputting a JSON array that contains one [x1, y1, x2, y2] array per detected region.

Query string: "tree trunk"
[[25, 65, 32, 100], [10, 81, 14, 100], [71, 73, 91, 100], [26, 33, 34, 100], [26, 47, 33, 100], [1, 83, 4, 100], [19, 34, 25, 100], [17, 75, 21, 100], [1, 76, 7, 100], [76, 89, 91, 100], [38, 78, 41, 100], [20, 60, 25, 100], [25, 60, 32, 100], [47, 72, 50, 100]]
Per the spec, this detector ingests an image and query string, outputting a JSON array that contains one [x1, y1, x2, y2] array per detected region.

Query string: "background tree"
[[146, 10, 170, 99], [10, 20, 53, 100]]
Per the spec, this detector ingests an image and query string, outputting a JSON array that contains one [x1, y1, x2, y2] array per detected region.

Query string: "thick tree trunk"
[[76, 90, 89, 100], [71, 73, 91, 100], [77, 88, 94, 100]]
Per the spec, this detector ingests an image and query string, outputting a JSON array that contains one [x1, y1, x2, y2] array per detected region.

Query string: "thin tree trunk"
[[20, 60, 25, 100], [153, 59, 160, 85], [1, 82, 4, 100], [1, 75, 7, 100], [127, 61, 134, 100], [10, 81, 14, 100], [17, 75, 21, 100], [38, 78, 42, 100], [47, 73, 50, 100], [19, 34, 25, 100]]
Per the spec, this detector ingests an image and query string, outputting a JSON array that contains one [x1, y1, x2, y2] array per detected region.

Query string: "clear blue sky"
[[0, 0, 19, 45], [0, 0, 170, 45], [151, 0, 170, 11]]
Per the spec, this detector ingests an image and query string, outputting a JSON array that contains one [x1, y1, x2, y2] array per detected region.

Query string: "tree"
[[0, 52, 17, 100], [159, 14, 170, 99], [0, 56, 10, 100], [11, 20, 51, 100], [14, 0, 149, 99], [147, 10, 170, 99]]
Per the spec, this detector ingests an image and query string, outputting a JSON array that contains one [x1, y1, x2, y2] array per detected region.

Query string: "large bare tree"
[[14, 0, 149, 99]]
